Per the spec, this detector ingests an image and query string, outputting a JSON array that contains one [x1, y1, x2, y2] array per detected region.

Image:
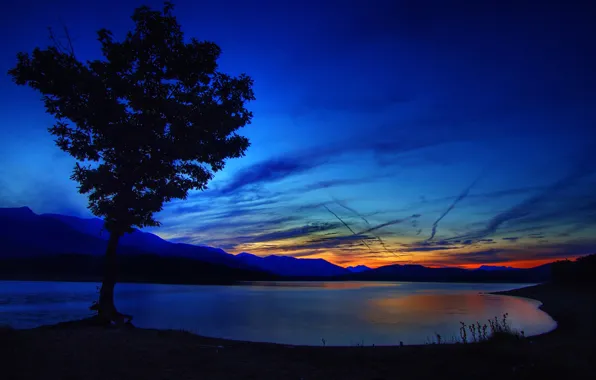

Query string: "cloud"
[[215, 129, 461, 196], [216, 156, 327, 195], [438, 249, 507, 265], [235, 222, 338, 244], [402, 246, 457, 252], [303, 178, 376, 192], [270, 234, 380, 253], [358, 215, 420, 235], [530, 240, 596, 257], [288, 251, 328, 258], [451, 157, 596, 242], [390, 185, 545, 216], [500, 197, 596, 237], [502, 237, 519, 242], [427, 174, 483, 240], [159, 215, 300, 246], [322, 204, 373, 250]]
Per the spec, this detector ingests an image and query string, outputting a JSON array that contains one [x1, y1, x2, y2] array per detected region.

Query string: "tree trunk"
[[96, 231, 132, 325]]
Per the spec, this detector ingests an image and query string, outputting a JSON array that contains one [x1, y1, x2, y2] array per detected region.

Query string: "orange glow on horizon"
[[229, 235, 587, 270], [231, 247, 582, 270], [457, 257, 581, 270]]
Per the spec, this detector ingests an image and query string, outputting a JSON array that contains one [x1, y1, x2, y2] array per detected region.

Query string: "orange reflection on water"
[[363, 293, 555, 339], [367, 294, 486, 324], [244, 281, 400, 290]]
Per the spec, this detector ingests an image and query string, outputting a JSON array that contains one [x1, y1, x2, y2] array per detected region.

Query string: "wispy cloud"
[[213, 131, 458, 197], [403, 246, 457, 252], [358, 215, 420, 235], [450, 157, 596, 242], [427, 174, 483, 241], [331, 199, 400, 257], [322, 204, 372, 250], [216, 156, 327, 195], [235, 222, 338, 244]]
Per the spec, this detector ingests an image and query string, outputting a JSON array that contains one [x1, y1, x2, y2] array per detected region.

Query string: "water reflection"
[[0, 281, 556, 346], [243, 281, 400, 289], [365, 293, 553, 343]]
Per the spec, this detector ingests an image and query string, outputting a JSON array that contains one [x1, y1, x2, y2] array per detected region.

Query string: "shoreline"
[[1, 282, 571, 347], [487, 283, 560, 339], [2, 283, 594, 379], [490, 283, 595, 340]]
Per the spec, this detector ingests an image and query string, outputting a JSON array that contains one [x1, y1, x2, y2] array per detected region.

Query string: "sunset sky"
[[1, 0, 595, 268]]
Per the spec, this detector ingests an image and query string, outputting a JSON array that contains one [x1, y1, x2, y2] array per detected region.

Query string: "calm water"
[[0, 281, 556, 345]]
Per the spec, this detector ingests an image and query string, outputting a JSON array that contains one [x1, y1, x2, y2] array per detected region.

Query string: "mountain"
[[0, 207, 274, 283], [475, 265, 520, 272], [1, 208, 232, 264], [2, 207, 346, 277], [236, 252, 349, 277], [41, 213, 251, 269], [0, 207, 115, 257], [0, 207, 557, 283], [345, 263, 552, 283], [0, 253, 275, 284], [346, 265, 371, 273]]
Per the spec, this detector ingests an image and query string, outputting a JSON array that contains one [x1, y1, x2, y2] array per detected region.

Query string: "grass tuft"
[[431, 313, 524, 345]]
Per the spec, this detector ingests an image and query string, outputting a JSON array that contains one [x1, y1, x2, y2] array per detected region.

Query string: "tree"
[[8, 2, 255, 324]]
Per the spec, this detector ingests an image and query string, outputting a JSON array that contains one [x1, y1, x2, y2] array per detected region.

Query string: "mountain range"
[[0, 207, 555, 283], [0, 207, 350, 278]]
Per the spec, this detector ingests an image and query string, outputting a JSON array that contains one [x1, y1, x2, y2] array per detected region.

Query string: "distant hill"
[[0, 207, 114, 257], [475, 265, 520, 272], [1, 207, 348, 279], [0, 207, 273, 283], [236, 252, 349, 277], [0, 253, 276, 284], [344, 263, 552, 283], [41, 213, 249, 269], [346, 265, 371, 273]]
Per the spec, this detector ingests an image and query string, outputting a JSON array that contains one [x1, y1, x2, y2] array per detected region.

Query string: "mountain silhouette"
[[1, 207, 349, 277], [344, 263, 552, 283], [0, 207, 112, 257], [0, 207, 274, 283], [236, 252, 348, 277], [346, 265, 371, 273], [41, 212, 252, 269], [0, 207, 560, 284], [475, 265, 520, 272]]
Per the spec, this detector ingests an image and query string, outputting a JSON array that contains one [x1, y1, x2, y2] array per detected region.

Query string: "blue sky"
[[1, 0, 595, 267]]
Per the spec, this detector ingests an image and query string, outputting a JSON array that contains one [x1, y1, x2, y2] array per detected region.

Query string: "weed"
[[433, 313, 523, 345]]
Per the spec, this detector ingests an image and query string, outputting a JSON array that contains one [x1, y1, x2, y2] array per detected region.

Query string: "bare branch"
[[47, 25, 75, 57], [62, 24, 75, 57]]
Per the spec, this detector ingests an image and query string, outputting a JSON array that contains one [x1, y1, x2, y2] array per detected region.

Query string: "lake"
[[0, 281, 556, 346]]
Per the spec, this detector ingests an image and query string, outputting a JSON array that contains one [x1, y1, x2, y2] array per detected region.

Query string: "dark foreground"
[[2, 284, 595, 380]]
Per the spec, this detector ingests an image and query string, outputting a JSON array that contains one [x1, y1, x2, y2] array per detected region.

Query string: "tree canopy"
[[8, 2, 255, 234]]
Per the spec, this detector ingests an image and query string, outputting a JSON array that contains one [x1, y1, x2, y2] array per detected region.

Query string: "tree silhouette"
[[8, 2, 255, 324]]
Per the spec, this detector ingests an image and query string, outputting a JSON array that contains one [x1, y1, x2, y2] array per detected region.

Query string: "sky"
[[1, 0, 595, 268]]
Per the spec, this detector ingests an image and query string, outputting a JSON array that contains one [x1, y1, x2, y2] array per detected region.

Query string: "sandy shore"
[[2, 283, 595, 379]]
